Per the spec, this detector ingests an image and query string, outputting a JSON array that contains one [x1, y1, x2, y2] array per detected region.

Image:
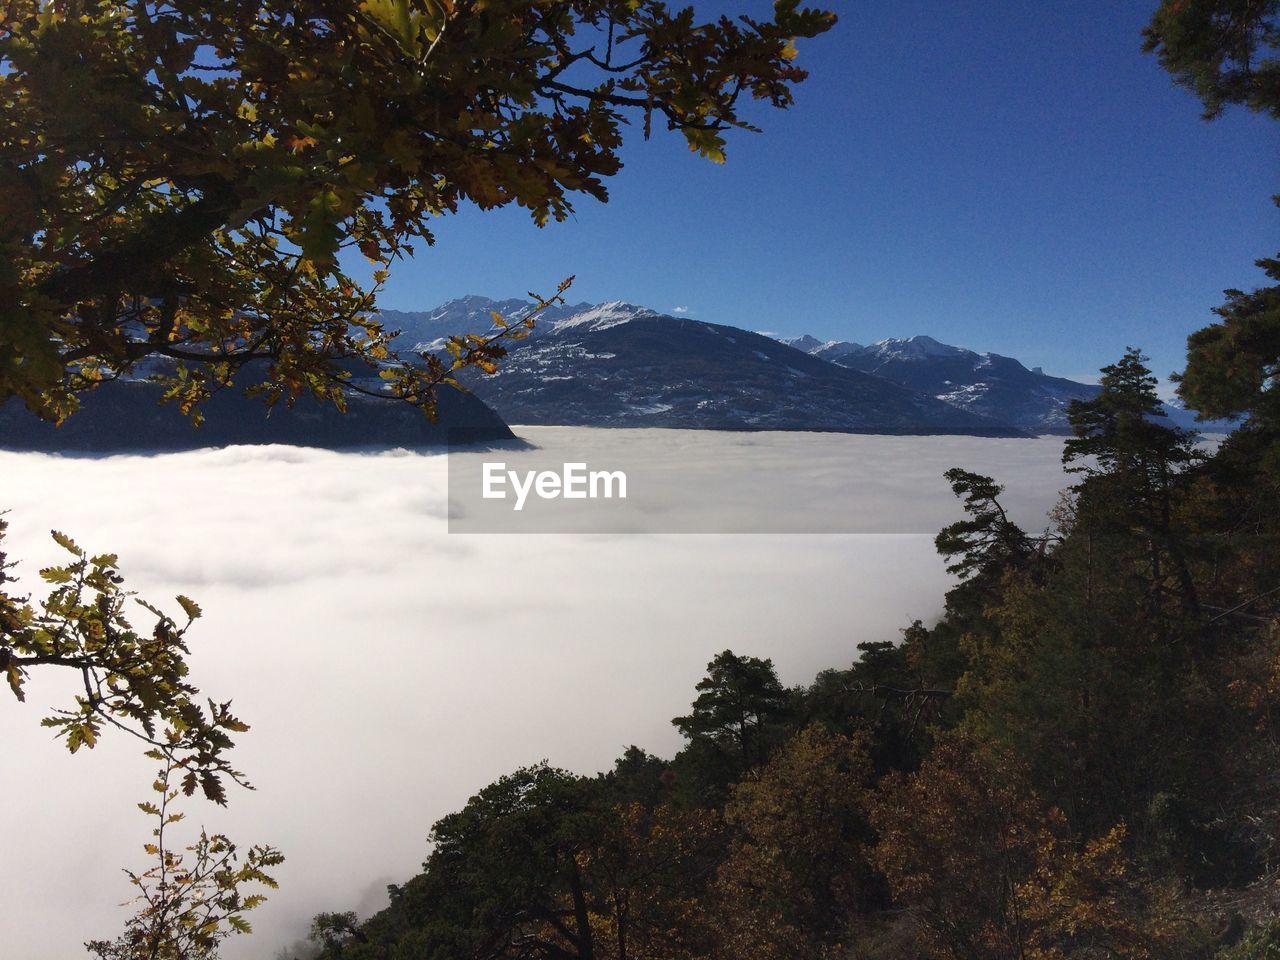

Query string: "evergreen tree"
[[1064, 347, 1201, 617], [671, 650, 790, 801]]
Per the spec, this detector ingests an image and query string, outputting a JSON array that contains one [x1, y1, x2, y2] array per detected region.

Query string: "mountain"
[[780, 333, 1231, 434], [379, 295, 594, 354], [401, 298, 1019, 435], [811, 340, 865, 362], [0, 362, 513, 452], [808, 335, 1098, 433], [775, 334, 825, 353]]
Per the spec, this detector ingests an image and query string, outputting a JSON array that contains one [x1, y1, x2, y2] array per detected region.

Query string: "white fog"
[[0, 428, 1077, 958]]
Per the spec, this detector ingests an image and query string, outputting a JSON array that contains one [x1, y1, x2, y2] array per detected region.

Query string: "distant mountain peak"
[[814, 339, 864, 359], [867, 335, 969, 360], [777, 334, 825, 353], [551, 300, 658, 333]]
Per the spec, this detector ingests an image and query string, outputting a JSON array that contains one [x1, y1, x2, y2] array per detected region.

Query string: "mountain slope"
[[824, 336, 1099, 433], [0, 363, 513, 452], [419, 301, 1020, 435], [379, 296, 594, 353], [779, 334, 1231, 434]]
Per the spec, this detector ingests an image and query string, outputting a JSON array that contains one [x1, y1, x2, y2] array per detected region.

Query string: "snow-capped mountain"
[[829, 336, 1096, 433], [776, 334, 825, 353], [379, 295, 595, 353], [811, 340, 866, 362], [548, 300, 659, 333], [394, 298, 1018, 435], [782, 333, 1227, 434]]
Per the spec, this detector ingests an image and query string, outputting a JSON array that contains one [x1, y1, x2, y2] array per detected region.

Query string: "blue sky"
[[363, 0, 1277, 387]]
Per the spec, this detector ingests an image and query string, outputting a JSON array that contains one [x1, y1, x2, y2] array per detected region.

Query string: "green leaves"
[[1144, 0, 1280, 120], [89, 757, 282, 960], [297, 188, 345, 264], [360, 0, 457, 56], [3, 525, 253, 799]]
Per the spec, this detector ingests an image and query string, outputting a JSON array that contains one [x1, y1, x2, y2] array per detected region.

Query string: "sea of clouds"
[[0, 427, 1075, 958]]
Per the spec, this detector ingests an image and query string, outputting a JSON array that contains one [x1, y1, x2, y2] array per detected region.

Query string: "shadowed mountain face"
[[0, 366, 513, 452], [399, 299, 1020, 435], [819, 336, 1102, 433], [389, 297, 1231, 436], [782, 334, 1229, 434]]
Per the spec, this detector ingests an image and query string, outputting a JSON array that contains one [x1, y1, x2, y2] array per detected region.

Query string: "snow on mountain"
[[775, 331, 1232, 434], [549, 300, 657, 333], [862, 335, 971, 362], [378, 295, 594, 353], [388, 299, 1019, 435], [778, 332, 1098, 432], [777, 334, 825, 353], [395, 298, 1232, 436], [811, 339, 865, 361]]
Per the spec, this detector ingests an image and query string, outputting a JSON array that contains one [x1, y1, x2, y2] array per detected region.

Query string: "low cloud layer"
[[0, 428, 1073, 958]]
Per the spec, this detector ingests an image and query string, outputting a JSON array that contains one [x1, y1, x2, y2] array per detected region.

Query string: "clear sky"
[[361, 0, 1277, 387]]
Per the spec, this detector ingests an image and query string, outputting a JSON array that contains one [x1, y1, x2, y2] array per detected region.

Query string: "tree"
[[1144, 0, 1280, 493], [934, 468, 1034, 583], [0, 0, 836, 423], [1177, 252, 1280, 432], [1064, 349, 1196, 480], [312, 763, 721, 960], [870, 736, 1057, 960], [315, 765, 611, 960], [86, 756, 284, 960], [1143, 0, 1280, 120], [713, 724, 879, 959], [672, 649, 791, 798], [1064, 347, 1201, 616], [795, 635, 954, 773], [871, 736, 1194, 960], [0, 518, 278, 956]]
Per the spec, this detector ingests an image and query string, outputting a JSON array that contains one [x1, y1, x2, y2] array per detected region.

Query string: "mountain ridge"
[[387, 296, 1228, 436], [390, 298, 1021, 436]]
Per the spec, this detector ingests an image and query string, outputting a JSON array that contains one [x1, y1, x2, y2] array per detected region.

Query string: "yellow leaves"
[[459, 156, 506, 207], [684, 127, 727, 164], [51, 529, 83, 557], [6, 662, 24, 702], [65, 721, 97, 753], [175, 595, 202, 621], [34, 5, 64, 33], [359, 0, 451, 56], [38, 564, 72, 584], [235, 130, 277, 154]]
